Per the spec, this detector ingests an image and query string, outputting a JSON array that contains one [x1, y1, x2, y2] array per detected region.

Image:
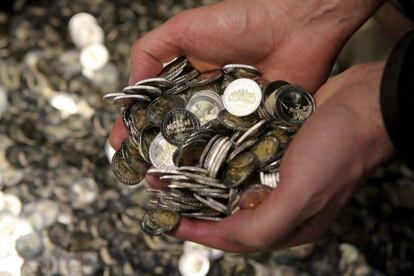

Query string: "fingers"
[[170, 217, 251, 253], [109, 116, 128, 150], [168, 98, 364, 252], [129, 14, 187, 84], [169, 187, 340, 253], [168, 182, 311, 252]]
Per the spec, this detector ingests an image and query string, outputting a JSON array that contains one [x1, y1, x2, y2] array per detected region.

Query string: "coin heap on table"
[[104, 56, 316, 236]]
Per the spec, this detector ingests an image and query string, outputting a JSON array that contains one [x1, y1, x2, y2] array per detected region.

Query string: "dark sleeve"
[[380, 29, 414, 169]]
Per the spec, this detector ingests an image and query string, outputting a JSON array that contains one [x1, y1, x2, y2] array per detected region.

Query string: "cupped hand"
[[161, 62, 394, 253], [110, 0, 381, 149], [108, 0, 391, 252]]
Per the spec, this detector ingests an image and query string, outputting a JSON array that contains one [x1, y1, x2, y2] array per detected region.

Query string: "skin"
[[109, 0, 393, 252]]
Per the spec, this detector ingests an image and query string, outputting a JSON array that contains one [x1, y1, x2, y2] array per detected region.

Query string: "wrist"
[[316, 62, 394, 173], [343, 62, 395, 171], [282, 0, 384, 46]]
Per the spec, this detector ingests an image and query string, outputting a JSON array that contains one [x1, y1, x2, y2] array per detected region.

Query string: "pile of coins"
[[104, 57, 315, 235], [2, 1, 406, 275]]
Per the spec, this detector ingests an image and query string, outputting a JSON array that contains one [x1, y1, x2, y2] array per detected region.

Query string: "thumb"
[[129, 13, 188, 84]]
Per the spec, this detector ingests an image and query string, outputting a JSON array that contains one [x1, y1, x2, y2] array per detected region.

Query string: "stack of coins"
[[103, 57, 315, 235]]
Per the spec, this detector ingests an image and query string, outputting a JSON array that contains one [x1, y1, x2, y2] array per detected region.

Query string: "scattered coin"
[[179, 252, 210, 276], [15, 232, 44, 259], [80, 44, 109, 72]]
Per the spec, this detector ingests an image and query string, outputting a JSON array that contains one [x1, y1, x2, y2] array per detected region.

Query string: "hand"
[[164, 62, 394, 253], [110, 0, 383, 149]]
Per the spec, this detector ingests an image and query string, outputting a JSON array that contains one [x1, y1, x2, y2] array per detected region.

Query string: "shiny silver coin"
[[222, 78, 262, 117], [235, 119, 268, 146], [260, 171, 280, 188], [168, 182, 207, 189], [193, 194, 227, 214], [161, 108, 200, 146], [173, 83, 192, 95], [177, 167, 209, 175], [135, 77, 174, 89], [122, 85, 162, 97], [160, 56, 188, 80], [227, 188, 241, 215], [261, 158, 281, 172], [226, 138, 257, 163], [102, 92, 124, 104], [186, 91, 224, 125], [189, 69, 222, 87], [268, 120, 299, 133], [179, 171, 220, 184], [147, 167, 179, 176], [263, 80, 290, 99], [222, 64, 262, 78], [274, 85, 315, 126], [149, 133, 177, 170], [198, 134, 221, 167], [173, 68, 200, 86], [209, 139, 233, 178], [181, 209, 223, 221], [112, 94, 152, 106], [203, 136, 227, 172]]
